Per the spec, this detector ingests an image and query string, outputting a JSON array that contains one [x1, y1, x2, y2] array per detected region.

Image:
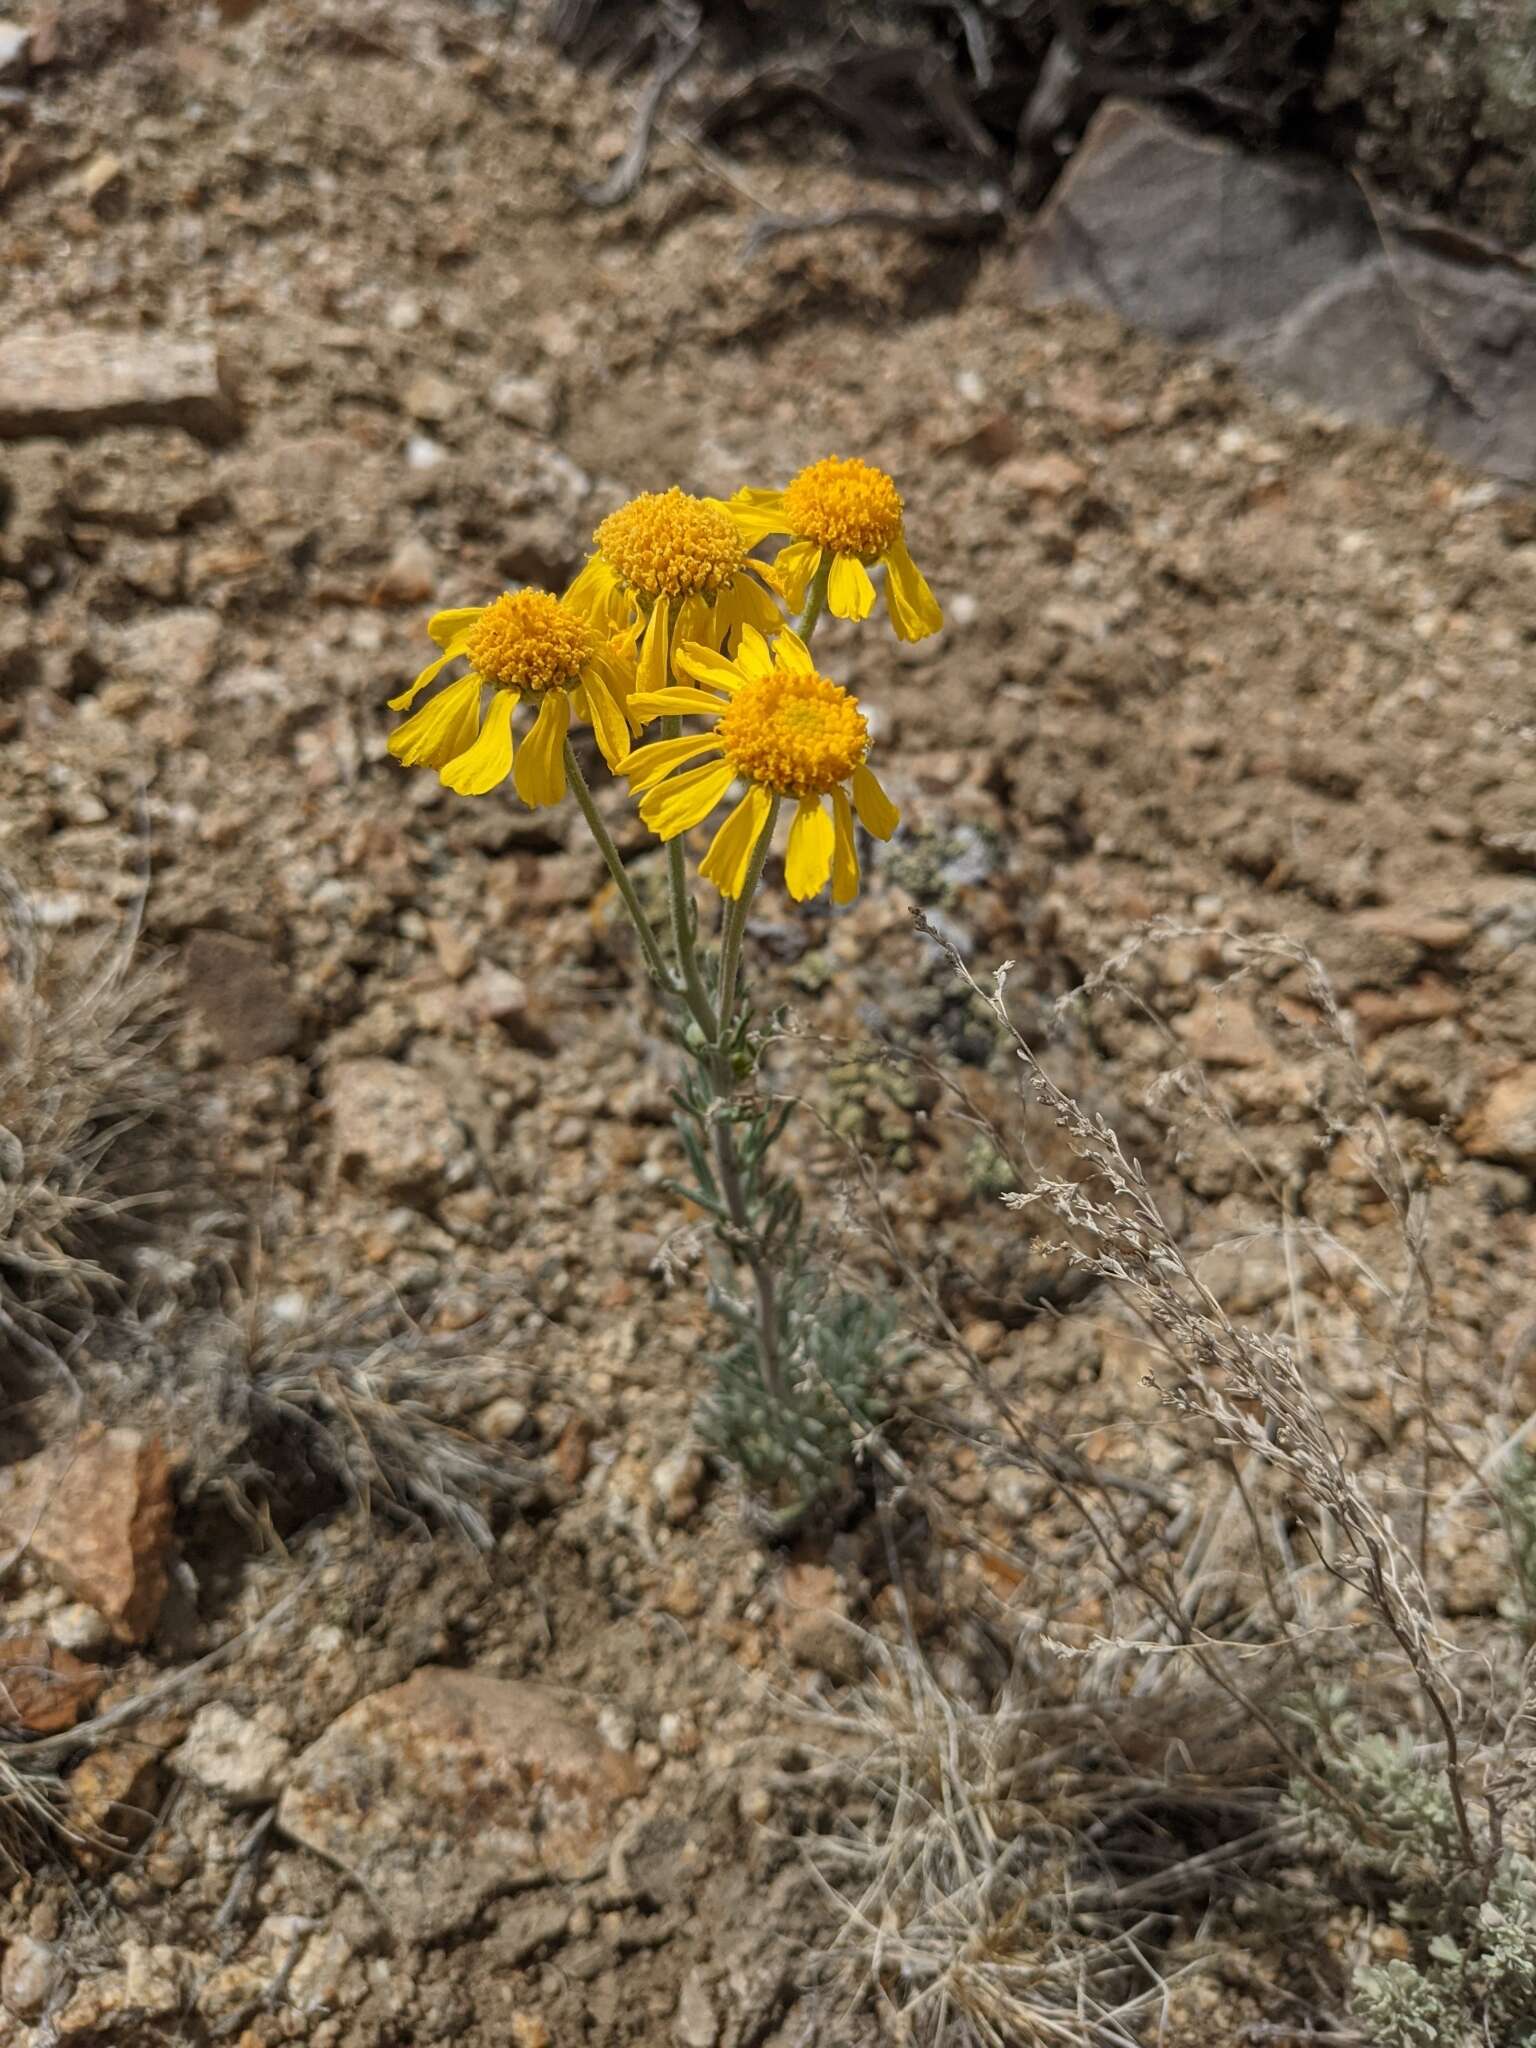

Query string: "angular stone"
[[111, 606, 221, 690], [1459, 1065, 1536, 1173], [277, 1668, 643, 1940], [183, 930, 301, 1063], [173, 1703, 291, 1806], [0, 331, 241, 444], [488, 373, 558, 435], [326, 1057, 474, 1207], [1022, 100, 1374, 345], [1020, 99, 1536, 488], [0, 1426, 174, 1644], [0, 20, 30, 85], [68, 1742, 166, 1866], [0, 1631, 103, 1734], [1175, 992, 1273, 1070], [2, 1934, 59, 2020]]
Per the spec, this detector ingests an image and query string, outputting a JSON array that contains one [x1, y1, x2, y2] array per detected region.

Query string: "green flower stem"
[[660, 713, 720, 1039], [793, 556, 832, 644], [715, 795, 780, 1037], [563, 739, 676, 996]]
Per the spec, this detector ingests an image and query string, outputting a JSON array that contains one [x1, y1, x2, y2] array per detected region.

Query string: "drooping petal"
[[626, 686, 729, 721], [673, 594, 712, 651], [830, 785, 860, 905], [773, 626, 814, 674], [563, 553, 625, 628], [850, 763, 900, 839], [771, 540, 822, 612], [719, 570, 784, 640], [732, 627, 774, 683], [672, 643, 745, 694], [784, 797, 836, 902], [637, 597, 671, 695], [879, 532, 943, 642], [700, 784, 773, 899], [388, 674, 484, 767], [513, 689, 571, 808], [578, 667, 632, 769], [388, 637, 469, 712], [827, 551, 877, 622], [639, 761, 735, 840], [427, 606, 484, 649], [716, 488, 790, 544], [620, 732, 725, 792], [441, 688, 518, 796]]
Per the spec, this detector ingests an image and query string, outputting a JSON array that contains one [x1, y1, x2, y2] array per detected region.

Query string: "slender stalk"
[[563, 740, 676, 994], [716, 795, 781, 1035], [794, 556, 832, 643], [660, 714, 718, 1037]]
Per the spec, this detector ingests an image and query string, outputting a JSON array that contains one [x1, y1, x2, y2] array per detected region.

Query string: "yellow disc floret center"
[[782, 456, 903, 561], [716, 666, 868, 800], [594, 488, 745, 602], [464, 590, 596, 693]]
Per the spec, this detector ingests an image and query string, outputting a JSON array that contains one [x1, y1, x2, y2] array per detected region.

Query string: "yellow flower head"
[[387, 587, 636, 807], [717, 455, 942, 642], [564, 487, 784, 699], [617, 625, 899, 905]]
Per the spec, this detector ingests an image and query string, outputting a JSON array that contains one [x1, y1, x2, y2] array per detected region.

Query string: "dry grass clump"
[[178, 1282, 538, 1550], [795, 1627, 1285, 2046], [0, 871, 182, 1386], [811, 914, 1536, 2043]]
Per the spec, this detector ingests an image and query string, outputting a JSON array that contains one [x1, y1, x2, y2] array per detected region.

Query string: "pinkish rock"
[[0, 1427, 173, 1645], [277, 1668, 643, 1939], [1459, 1065, 1536, 1174]]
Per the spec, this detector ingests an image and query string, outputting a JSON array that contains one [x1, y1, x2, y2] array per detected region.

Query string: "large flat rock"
[[0, 330, 241, 444], [277, 1668, 643, 1940], [1022, 100, 1536, 487]]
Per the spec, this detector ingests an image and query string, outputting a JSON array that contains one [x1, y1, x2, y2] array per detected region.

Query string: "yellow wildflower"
[[387, 588, 635, 807], [618, 625, 898, 904], [564, 488, 783, 697], [717, 454, 942, 641]]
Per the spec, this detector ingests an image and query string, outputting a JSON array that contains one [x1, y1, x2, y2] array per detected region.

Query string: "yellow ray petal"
[[626, 687, 728, 722], [426, 606, 484, 650], [513, 689, 571, 808], [637, 596, 671, 695], [620, 732, 724, 792], [718, 570, 784, 639], [389, 636, 469, 712], [578, 667, 631, 769], [672, 643, 744, 694], [388, 674, 484, 767], [771, 540, 822, 611], [827, 550, 877, 622], [673, 594, 712, 652], [563, 553, 624, 627], [773, 626, 814, 674], [639, 761, 736, 841], [850, 763, 899, 840], [879, 532, 943, 642], [716, 488, 789, 543], [784, 797, 835, 902], [733, 626, 774, 682], [441, 688, 518, 796], [700, 784, 773, 899], [830, 785, 860, 905]]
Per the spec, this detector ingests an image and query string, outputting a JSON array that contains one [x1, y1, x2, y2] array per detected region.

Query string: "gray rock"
[[183, 930, 302, 1063], [1022, 99, 1374, 345], [174, 1703, 292, 1807], [276, 1667, 643, 1941], [111, 607, 221, 691], [1021, 99, 1536, 488], [488, 372, 559, 436], [0, 331, 240, 444]]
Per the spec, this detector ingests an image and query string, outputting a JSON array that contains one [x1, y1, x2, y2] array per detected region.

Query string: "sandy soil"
[[2, 3, 1535, 2043]]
